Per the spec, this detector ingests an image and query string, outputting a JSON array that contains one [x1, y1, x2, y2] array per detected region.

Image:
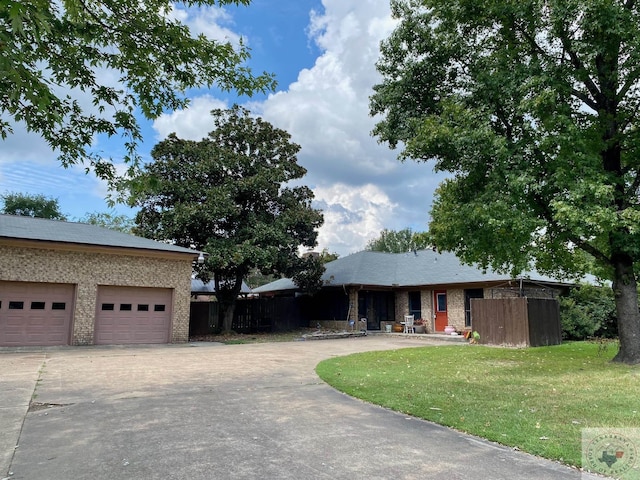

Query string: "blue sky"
[[0, 0, 445, 256]]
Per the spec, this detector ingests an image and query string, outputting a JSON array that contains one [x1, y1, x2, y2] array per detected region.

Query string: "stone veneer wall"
[[395, 291, 409, 323], [420, 290, 434, 333], [0, 245, 192, 345], [446, 289, 466, 330]]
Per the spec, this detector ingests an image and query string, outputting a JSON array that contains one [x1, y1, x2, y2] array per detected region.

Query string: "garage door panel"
[[0, 282, 74, 347], [95, 286, 172, 345]]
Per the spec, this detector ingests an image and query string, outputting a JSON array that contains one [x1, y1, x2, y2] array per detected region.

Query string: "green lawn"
[[315, 341, 640, 466]]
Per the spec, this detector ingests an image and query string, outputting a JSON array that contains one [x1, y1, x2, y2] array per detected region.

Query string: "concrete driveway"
[[1, 336, 600, 480]]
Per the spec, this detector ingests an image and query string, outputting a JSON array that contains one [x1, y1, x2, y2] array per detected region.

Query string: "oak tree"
[[371, 0, 640, 363]]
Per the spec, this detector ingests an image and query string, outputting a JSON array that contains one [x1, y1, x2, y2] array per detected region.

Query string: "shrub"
[[559, 284, 617, 340]]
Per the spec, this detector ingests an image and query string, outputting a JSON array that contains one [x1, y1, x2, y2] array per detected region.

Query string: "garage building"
[[0, 214, 200, 346]]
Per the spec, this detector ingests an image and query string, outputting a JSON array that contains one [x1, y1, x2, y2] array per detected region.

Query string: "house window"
[[30, 301, 46, 310], [9, 301, 24, 309], [436, 293, 447, 312], [120, 304, 132, 311], [101, 303, 115, 311], [154, 304, 166, 312], [137, 304, 149, 311], [408, 291, 421, 319], [52, 302, 66, 310]]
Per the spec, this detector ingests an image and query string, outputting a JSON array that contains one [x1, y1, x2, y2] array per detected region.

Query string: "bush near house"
[[559, 285, 617, 340]]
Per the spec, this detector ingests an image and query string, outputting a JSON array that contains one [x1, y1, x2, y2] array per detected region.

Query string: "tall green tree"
[[1, 192, 66, 219], [371, 0, 640, 363], [1, 0, 275, 178], [366, 228, 430, 253], [131, 106, 323, 333]]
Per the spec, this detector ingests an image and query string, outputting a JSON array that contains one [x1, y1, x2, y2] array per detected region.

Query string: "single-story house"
[[0, 214, 201, 346], [252, 249, 577, 333]]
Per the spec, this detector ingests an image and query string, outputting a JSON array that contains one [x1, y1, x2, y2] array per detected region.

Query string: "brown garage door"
[[0, 281, 74, 347], [95, 286, 172, 345]]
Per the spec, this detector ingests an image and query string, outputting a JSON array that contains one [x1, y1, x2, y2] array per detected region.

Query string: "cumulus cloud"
[[169, 5, 243, 46], [257, 0, 441, 253], [151, 0, 444, 255], [153, 95, 229, 141], [313, 183, 398, 256]]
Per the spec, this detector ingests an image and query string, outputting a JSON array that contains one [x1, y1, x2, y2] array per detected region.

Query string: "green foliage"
[[365, 227, 430, 253], [1, 0, 276, 178], [1, 192, 66, 220], [371, 0, 640, 362], [78, 211, 134, 233], [318, 248, 339, 264], [292, 255, 325, 295], [559, 284, 617, 340], [129, 105, 323, 331]]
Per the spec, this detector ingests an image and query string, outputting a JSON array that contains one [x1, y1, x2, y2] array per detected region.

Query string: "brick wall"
[[0, 244, 192, 345], [446, 289, 466, 330]]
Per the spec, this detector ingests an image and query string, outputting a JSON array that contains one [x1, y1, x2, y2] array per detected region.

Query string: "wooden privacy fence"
[[470, 297, 562, 347], [190, 297, 305, 335]]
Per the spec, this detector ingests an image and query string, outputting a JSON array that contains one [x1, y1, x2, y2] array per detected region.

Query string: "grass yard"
[[315, 341, 640, 467]]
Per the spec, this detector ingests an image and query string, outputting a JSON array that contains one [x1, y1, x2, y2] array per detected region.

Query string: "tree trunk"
[[215, 271, 244, 334], [611, 256, 640, 364], [220, 301, 236, 334]]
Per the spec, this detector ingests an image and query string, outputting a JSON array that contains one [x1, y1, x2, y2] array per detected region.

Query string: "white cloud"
[[151, 0, 444, 256], [168, 5, 243, 46], [256, 0, 439, 254], [153, 95, 229, 141], [313, 183, 397, 256]]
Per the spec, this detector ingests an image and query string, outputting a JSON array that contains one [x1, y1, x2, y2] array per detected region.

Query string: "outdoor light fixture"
[[197, 253, 205, 264]]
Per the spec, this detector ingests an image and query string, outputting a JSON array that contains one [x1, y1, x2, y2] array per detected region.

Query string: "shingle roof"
[[0, 214, 199, 256], [252, 249, 576, 293]]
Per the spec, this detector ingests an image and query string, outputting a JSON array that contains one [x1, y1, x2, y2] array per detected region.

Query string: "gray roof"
[[191, 278, 252, 295], [0, 214, 199, 256], [253, 249, 577, 293]]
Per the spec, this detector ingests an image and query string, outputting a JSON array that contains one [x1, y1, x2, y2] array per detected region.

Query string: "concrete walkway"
[[0, 337, 601, 479]]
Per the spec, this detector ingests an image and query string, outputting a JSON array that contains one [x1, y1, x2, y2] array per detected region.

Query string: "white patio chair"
[[403, 314, 415, 334]]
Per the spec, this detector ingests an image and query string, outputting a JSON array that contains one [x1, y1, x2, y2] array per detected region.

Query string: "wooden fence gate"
[[470, 297, 561, 347]]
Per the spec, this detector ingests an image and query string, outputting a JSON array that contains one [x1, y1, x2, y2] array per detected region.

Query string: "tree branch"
[[558, 35, 603, 107], [617, 66, 640, 100], [571, 87, 599, 111]]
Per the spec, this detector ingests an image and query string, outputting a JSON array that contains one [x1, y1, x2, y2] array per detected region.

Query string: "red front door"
[[434, 290, 448, 332]]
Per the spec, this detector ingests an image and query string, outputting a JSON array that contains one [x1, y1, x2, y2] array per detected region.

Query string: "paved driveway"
[[1, 336, 599, 479]]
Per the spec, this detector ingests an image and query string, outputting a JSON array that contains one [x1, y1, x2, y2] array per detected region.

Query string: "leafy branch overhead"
[[1, 0, 276, 177]]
